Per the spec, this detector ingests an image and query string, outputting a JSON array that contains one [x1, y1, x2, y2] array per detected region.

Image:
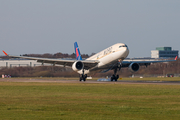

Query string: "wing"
[[100, 57, 177, 73], [122, 57, 177, 67], [2, 51, 99, 69]]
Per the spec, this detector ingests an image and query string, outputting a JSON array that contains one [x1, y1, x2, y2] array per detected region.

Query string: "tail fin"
[[74, 42, 82, 60]]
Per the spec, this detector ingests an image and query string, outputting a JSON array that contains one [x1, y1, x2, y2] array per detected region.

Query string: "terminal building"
[[0, 58, 67, 69], [0, 58, 50, 69], [151, 47, 179, 58]]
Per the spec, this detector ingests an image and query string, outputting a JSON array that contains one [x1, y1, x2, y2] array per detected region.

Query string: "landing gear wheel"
[[111, 75, 115, 81], [116, 75, 119, 81], [111, 75, 119, 81], [111, 65, 121, 82], [114, 76, 117, 81], [111, 77, 113, 81], [79, 74, 87, 82]]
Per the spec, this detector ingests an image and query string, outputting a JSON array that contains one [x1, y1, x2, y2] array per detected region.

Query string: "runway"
[[0, 78, 180, 85]]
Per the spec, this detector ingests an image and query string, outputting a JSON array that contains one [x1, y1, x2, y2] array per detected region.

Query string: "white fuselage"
[[78, 43, 129, 74]]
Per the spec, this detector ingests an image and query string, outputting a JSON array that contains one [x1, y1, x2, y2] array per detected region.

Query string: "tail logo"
[[76, 48, 80, 58], [74, 42, 82, 60]]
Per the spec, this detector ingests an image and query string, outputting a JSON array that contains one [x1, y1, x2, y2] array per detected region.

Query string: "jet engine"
[[72, 61, 84, 71], [128, 63, 140, 72]]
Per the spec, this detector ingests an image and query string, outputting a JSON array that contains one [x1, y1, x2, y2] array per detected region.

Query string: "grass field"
[[0, 81, 180, 120]]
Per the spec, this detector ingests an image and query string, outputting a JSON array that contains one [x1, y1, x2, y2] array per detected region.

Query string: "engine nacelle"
[[128, 63, 140, 72], [72, 61, 84, 71]]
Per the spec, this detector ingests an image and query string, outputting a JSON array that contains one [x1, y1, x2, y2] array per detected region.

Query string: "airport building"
[[151, 47, 179, 58], [0, 58, 50, 68]]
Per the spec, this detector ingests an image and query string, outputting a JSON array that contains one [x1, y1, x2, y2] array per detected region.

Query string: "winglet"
[[2, 50, 8, 56], [74, 42, 82, 60], [175, 56, 178, 60]]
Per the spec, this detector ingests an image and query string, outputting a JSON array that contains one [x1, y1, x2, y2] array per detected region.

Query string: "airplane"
[[3, 42, 177, 81]]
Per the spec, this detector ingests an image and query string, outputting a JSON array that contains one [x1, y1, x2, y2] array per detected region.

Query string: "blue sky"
[[0, 0, 179, 57]]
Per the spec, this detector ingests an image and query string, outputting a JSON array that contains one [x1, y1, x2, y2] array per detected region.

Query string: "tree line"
[[0, 52, 90, 59]]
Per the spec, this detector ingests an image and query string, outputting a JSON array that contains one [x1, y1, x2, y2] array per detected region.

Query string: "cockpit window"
[[119, 44, 128, 48]]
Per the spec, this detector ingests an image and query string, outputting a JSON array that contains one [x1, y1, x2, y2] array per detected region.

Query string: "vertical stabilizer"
[[74, 42, 82, 60]]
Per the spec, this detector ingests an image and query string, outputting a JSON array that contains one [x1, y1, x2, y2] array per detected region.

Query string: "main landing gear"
[[79, 74, 87, 81], [111, 74, 119, 81], [79, 69, 87, 81], [111, 64, 121, 81]]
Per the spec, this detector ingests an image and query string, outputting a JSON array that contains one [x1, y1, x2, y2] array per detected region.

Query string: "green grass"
[[0, 82, 180, 120]]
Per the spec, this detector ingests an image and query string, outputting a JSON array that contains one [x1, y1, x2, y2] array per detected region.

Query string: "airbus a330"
[[3, 42, 177, 81]]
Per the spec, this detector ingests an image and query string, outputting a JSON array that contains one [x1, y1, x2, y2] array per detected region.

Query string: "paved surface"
[[0, 78, 180, 85]]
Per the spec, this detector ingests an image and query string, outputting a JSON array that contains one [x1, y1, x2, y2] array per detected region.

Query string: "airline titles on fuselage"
[[104, 47, 112, 55]]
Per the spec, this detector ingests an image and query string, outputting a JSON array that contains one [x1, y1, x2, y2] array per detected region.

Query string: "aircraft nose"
[[124, 47, 129, 57]]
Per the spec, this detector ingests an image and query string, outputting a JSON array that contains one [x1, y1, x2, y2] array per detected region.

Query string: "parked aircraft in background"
[[3, 42, 177, 81]]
